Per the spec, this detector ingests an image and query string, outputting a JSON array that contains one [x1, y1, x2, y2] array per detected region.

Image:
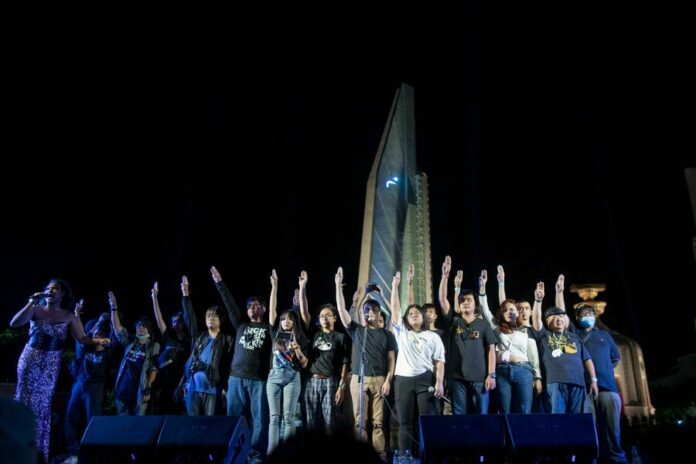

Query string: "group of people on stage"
[[11, 258, 628, 464]]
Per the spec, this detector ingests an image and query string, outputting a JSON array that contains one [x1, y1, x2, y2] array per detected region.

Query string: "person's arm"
[[389, 271, 402, 332], [555, 274, 565, 311], [532, 282, 545, 331], [10, 291, 46, 327], [348, 287, 364, 324], [151, 282, 167, 335], [433, 360, 445, 398], [485, 344, 497, 391], [497, 265, 507, 306], [335, 362, 349, 406], [609, 334, 621, 367], [453, 270, 463, 314], [289, 337, 308, 368], [382, 350, 395, 396], [269, 269, 278, 327], [142, 356, 159, 404], [109, 291, 128, 345], [527, 337, 543, 394], [585, 358, 599, 397], [406, 264, 415, 306], [298, 271, 311, 329], [211, 266, 241, 330], [181, 276, 198, 336], [478, 270, 494, 324], [335, 267, 353, 328], [438, 255, 452, 315]]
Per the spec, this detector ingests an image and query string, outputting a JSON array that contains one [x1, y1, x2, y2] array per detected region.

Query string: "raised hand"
[[352, 288, 361, 307], [454, 270, 463, 289], [497, 265, 505, 283], [407, 264, 414, 285], [270, 269, 278, 288], [210, 266, 222, 283], [108, 291, 118, 309], [181, 276, 190, 297], [393, 271, 401, 288], [442, 255, 452, 277], [479, 270, 488, 292], [298, 270, 307, 289], [555, 274, 565, 293], [151, 282, 159, 299], [535, 282, 545, 301], [335, 266, 343, 287], [74, 299, 85, 318]]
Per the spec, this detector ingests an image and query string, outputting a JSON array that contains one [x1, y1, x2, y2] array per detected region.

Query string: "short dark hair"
[[402, 304, 427, 331], [246, 296, 267, 308], [205, 305, 225, 322], [575, 304, 596, 317], [135, 316, 153, 332]]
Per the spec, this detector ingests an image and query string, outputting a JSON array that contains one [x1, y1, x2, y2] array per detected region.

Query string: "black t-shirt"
[[347, 321, 396, 377], [537, 328, 591, 387], [115, 343, 146, 401], [448, 316, 496, 382], [230, 322, 272, 380], [309, 330, 351, 377], [77, 347, 111, 384], [157, 328, 190, 370]]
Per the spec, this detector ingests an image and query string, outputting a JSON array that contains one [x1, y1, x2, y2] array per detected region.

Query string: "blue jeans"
[[451, 379, 489, 415], [266, 368, 301, 454], [547, 382, 585, 414], [495, 363, 533, 414], [65, 381, 103, 455], [227, 376, 268, 463]]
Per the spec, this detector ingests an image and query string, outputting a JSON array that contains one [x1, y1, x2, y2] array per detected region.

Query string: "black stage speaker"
[[506, 413, 598, 463], [156, 415, 250, 464], [80, 415, 165, 464], [419, 415, 507, 463]]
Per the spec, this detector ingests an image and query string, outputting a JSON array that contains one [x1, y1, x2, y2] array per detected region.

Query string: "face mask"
[[579, 316, 595, 329], [136, 333, 150, 341]]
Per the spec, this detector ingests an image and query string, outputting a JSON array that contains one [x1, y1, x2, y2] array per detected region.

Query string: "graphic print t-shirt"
[[115, 343, 146, 401], [230, 322, 272, 380]]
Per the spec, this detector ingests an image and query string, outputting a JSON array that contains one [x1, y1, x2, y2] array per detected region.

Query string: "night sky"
[[2, 3, 694, 386]]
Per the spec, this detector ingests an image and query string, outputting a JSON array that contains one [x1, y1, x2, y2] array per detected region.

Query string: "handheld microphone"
[[427, 386, 451, 404], [30, 292, 50, 301]]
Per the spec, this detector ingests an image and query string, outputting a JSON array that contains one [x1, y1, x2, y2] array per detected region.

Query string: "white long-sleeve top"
[[480, 295, 541, 379]]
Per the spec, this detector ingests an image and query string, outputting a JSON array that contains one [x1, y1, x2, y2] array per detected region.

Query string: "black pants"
[[394, 371, 436, 454]]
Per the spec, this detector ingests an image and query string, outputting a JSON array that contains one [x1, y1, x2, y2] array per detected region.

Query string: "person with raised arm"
[[11, 279, 109, 462], [548, 281, 627, 462], [151, 281, 192, 414], [390, 270, 445, 457], [266, 270, 311, 453], [336, 266, 396, 461], [439, 256, 497, 415], [478, 270, 542, 414], [303, 291, 352, 433], [110, 291, 160, 416], [180, 275, 231, 416], [496, 265, 536, 328], [211, 265, 273, 464], [530, 282, 599, 414]]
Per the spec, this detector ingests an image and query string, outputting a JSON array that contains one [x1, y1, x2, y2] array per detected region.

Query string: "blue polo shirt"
[[577, 327, 620, 393]]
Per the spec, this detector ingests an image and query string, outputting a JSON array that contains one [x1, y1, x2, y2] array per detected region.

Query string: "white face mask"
[[136, 333, 150, 341], [579, 316, 595, 329]]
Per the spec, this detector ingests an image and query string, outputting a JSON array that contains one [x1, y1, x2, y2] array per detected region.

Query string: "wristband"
[[110, 306, 118, 312], [478, 293, 486, 297], [454, 287, 461, 292], [142, 387, 151, 396], [534, 299, 542, 303], [590, 377, 598, 382]]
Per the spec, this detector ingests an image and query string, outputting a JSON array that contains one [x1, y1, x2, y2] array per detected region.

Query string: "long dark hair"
[[496, 299, 519, 335], [277, 309, 309, 346]]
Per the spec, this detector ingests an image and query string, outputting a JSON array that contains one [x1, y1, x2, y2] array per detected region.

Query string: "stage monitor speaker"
[[80, 415, 165, 464], [506, 413, 598, 463], [419, 414, 507, 463], [156, 415, 250, 464]]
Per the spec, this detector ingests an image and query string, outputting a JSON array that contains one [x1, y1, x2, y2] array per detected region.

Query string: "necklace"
[[550, 331, 565, 358]]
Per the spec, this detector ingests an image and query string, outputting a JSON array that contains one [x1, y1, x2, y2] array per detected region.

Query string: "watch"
[[487, 372, 496, 379]]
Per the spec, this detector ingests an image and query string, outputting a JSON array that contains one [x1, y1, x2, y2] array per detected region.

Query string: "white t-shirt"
[[393, 326, 446, 377]]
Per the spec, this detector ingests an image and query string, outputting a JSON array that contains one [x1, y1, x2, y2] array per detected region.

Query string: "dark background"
[[2, 2, 694, 389]]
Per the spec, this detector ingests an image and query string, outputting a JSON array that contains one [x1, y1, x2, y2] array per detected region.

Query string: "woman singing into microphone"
[[10, 279, 110, 462], [389, 268, 445, 457]]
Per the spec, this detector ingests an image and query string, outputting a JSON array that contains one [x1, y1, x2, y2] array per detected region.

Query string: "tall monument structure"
[[358, 83, 433, 315]]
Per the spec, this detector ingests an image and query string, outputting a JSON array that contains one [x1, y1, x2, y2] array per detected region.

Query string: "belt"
[[312, 373, 334, 379]]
